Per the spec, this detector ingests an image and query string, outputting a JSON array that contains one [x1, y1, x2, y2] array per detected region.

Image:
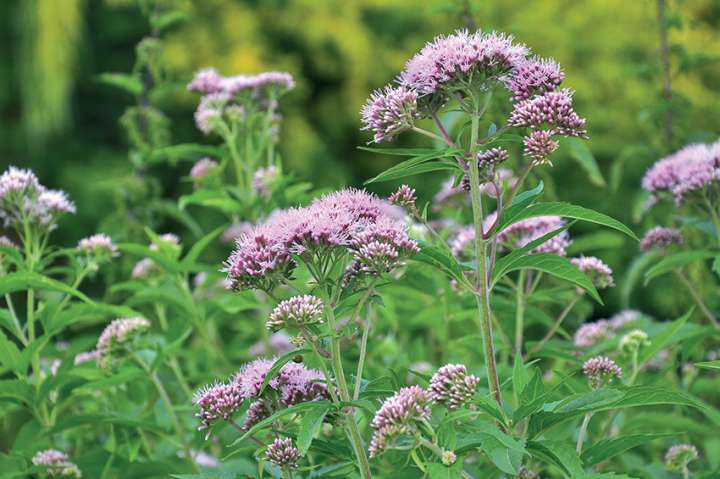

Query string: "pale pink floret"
[[252, 166, 278, 198], [267, 295, 324, 331], [640, 226, 683, 252], [361, 85, 418, 143], [506, 56, 564, 101], [428, 364, 480, 410], [187, 68, 224, 94], [266, 437, 300, 468], [77, 234, 119, 257], [582, 356, 622, 389], [399, 29, 528, 95], [664, 444, 699, 471], [95, 317, 150, 365], [0, 166, 43, 200], [508, 89, 587, 137], [642, 140, 720, 205], [388, 184, 417, 209], [32, 449, 82, 478], [571, 256, 614, 289], [523, 130, 560, 164], [190, 158, 218, 183], [193, 381, 243, 437], [369, 385, 432, 457], [574, 319, 614, 348]]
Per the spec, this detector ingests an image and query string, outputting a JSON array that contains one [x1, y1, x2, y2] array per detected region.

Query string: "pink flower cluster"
[[368, 385, 432, 457], [370, 363, 478, 456], [188, 68, 295, 95], [571, 256, 614, 289], [398, 29, 528, 95], [642, 140, 720, 205], [252, 166, 279, 198], [574, 310, 642, 348], [360, 86, 418, 143], [506, 56, 565, 101], [94, 317, 150, 366], [77, 234, 119, 258], [189, 158, 218, 187], [664, 444, 699, 471], [0, 167, 75, 231], [267, 295, 324, 331], [32, 449, 82, 478], [266, 437, 300, 468], [388, 184, 417, 210], [582, 356, 622, 389], [224, 189, 417, 291], [508, 89, 587, 137], [194, 358, 328, 437], [640, 226, 683, 252], [428, 364, 480, 410]]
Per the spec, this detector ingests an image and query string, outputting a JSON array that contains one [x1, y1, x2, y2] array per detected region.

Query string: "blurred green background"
[[1, 0, 719, 316]]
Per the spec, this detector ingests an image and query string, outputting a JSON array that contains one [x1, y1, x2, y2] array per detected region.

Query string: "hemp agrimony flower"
[[619, 329, 650, 355], [95, 317, 150, 367], [193, 381, 243, 437], [428, 364, 480, 410], [369, 385, 432, 457], [361, 86, 419, 143], [574, 320, 614, 348], [583, 356, 622, 389], [664, 444, 699, 473], [32, 449, 81, 478], [640, 226, 683, 252], [189, 158, 218, 188], [266, 437, 300, 469], [77, 234, 119, 259], [267, 295, 324, 331], [571, 256, 615, 289]]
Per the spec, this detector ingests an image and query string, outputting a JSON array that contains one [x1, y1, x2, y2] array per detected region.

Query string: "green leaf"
[[644, 250, 717, 284], [0, 379, 33, 404], [638, 309, 691, 365], [0, 272, 93, 304], [492, 253, 602, 303], [259, 349, 311, 396], [427, 462, 463, 479], [178, 189, 242, 214], [0, 330, 25, 376], [150, 143, 224, 163], [364, 149, 463, 184], [491, 222, 574, 286], [712, 255, 720, 279], [581, 433, 670, 466], [527, 440, 584, 477], [468, 422, 526, 475], [413, 241, 472, 289], [229, 401, 331, 448], [560, 137, 606, 187], [96, 72, 142, 95], [306, 461, 356, 478], [181, 226, 224, 266], [500, 182, 544, 224], [696, 360, 720, 370], [297, 403, 331, 455], [499, 202, 637, 240], [513, 356, 530, 399]]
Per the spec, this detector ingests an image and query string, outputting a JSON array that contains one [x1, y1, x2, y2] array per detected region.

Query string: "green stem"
[[353, 281, 378, 400], [132, 352, 198, 472], [299, 328, 339, 404], [673, 269, 718, 328], [526, 294, 580, 358], [514, 270, 526, 358], [468, 100, 502, 405], [323, 290, 373, 479], [411, 126, 452, 146], [576, 412, 593, 453]]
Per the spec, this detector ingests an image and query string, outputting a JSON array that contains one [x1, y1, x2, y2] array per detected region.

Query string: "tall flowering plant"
[[360, 29, 633, 403]]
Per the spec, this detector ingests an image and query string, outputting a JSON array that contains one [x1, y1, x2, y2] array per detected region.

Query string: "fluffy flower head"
[[77, 234, 118, 258], [32, 449, 82, 478], [266, 437, 300, 468], [571, 256, 614, 289], [640, 227, 683, 252], [267, 295, 324, 331], [369, 385, 432, 457], [583, 356, 622, 389], [428, 364, 479, 410], [361, 85, 418, 143]]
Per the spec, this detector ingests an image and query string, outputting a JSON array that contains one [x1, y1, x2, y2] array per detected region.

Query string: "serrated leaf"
[[499, 202, 637, 240], [365, 157, 461, 184], [297, 404, 331, 455], [560, 137, 605, 187], [501, 182, 544, 222], [644, 250, 717, 284], [413, 241, 472, 288]]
